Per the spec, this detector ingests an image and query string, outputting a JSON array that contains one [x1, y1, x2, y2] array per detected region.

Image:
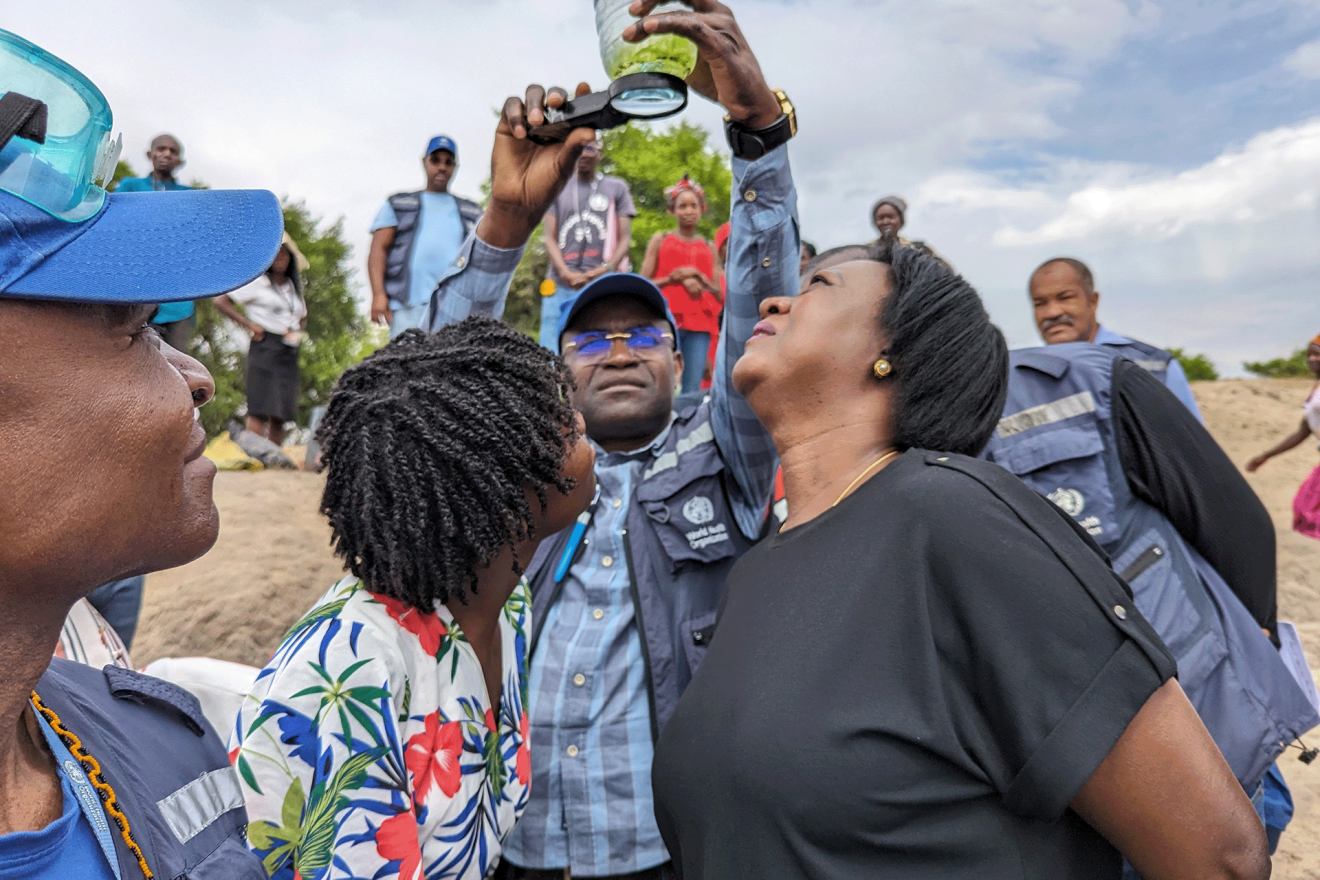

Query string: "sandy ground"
[[133, 377, 1320, 876]]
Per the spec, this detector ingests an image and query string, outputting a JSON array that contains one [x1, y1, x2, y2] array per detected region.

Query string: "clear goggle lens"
[[0, 28, 120, 222]]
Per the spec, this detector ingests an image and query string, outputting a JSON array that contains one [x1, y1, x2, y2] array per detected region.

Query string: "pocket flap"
[[994, 425, 1104, 476]]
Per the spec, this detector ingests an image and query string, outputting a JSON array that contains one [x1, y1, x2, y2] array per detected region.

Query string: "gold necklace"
[[29, 691, 155, 879], [832, 450, 901, 507]]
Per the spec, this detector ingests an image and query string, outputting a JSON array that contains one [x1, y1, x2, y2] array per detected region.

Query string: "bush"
[[1243, 349, 1311, 379], [1166, 347, 1219, 382]]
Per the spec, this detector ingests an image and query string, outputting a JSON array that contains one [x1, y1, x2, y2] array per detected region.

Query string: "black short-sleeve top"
[[652, 450, 1176, 880]]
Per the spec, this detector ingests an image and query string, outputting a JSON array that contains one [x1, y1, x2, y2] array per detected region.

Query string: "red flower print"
[[371, 593, 448, 657], [484, 708, 497, 733], [228, 746, 239, 765], [374, 810, 422, 880], [405, 713, 464, 805], [516, 711, 530, 785]]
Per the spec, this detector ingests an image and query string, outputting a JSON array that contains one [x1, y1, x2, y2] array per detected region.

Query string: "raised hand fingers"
[[524, 84, 548, 127]]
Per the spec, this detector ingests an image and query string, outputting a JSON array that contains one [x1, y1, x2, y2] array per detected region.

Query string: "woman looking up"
[[650, 241, 1269, 880], [233, 318, 596, 880], [1247, 334, 1320, 539], [213, 232, 309, 447], [641, 174, 722, 394]]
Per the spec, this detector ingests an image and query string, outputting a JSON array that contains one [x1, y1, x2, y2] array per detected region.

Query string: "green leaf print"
[[280, 597, 349, 643], [246, 776, 304, 875], [295, 747, 389, 874]]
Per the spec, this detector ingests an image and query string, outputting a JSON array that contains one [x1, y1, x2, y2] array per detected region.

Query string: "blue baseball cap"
[[0, 187, 284, 303], [425, 135, 457, 158], [555, 273, 679, 352]]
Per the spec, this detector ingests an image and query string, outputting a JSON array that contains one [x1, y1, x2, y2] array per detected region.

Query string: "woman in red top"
[[641, 175, 722, 395]]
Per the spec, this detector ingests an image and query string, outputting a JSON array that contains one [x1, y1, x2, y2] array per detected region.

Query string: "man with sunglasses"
[[495, 2, 800, 877]]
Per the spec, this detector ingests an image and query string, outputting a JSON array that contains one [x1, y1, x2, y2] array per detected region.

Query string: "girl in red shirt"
[[641, 175, 723, 395]]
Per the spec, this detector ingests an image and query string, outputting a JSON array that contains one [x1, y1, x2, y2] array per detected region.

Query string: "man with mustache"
[[1029, 257, 1202, 420]]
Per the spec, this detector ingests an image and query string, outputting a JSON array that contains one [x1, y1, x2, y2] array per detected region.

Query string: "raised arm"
[[426, 84, 597, 331], [628, 0, 798, 539]]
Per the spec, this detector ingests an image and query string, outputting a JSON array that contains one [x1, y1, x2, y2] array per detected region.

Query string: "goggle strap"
[[0, 92, 48, 150]]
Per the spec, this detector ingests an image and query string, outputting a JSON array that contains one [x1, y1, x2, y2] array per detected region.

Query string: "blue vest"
[[1099, 335, 1174, 384], [525, 401, 758, 739], [35, 659, 264, 880], [982, 343, 1318, 791], [384, 190, 482, 305]]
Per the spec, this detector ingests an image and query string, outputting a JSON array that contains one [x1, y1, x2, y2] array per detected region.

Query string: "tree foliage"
[[107, 159, 136, 192], [1244, 349, 1311, 379], [501, 120, 732, 339], [1166, 347, 1219, 382], [193, 200, 381, 437]]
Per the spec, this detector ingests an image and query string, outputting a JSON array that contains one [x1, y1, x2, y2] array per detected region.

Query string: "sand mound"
[[132, 377, 1320, 876]]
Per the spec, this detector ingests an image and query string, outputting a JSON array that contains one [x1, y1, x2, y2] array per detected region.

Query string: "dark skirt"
[[246, 333, 300, 423]]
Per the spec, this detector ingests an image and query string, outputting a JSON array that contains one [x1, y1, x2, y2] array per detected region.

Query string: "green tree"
[[1244, 349, 1311, 378], [501, 121, 732, 339], [193, 200, 380, 437], [107, 159, 136, 192], [1166, 347, 1219, 382]]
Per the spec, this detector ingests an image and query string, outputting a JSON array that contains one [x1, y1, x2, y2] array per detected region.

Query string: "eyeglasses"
[[563, 327, 675, 362], [0, 29, 121, 222]]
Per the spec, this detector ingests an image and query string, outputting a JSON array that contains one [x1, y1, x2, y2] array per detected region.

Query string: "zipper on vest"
[[1119, 544, 1164, 583], [622, 529, 661, 744]]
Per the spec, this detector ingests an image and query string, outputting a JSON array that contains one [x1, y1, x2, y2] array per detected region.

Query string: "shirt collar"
[[1091, 325, 1132, 345]]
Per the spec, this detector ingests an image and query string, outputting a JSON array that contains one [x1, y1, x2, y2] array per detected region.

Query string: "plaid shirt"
[[504, 147, 801, 875]]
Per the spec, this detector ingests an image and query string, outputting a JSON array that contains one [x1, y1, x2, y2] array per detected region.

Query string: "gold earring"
[[873, 359, 893, 379]]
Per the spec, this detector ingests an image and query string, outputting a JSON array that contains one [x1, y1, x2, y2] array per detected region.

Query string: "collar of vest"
[[1012, 347, 1072, 379]]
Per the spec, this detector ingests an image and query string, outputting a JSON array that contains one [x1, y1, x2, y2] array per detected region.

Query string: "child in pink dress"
[[1247, 334, 1320, 539]]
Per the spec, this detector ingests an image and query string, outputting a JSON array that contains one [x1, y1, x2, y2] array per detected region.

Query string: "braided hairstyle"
[[316, 317, 580, 608]]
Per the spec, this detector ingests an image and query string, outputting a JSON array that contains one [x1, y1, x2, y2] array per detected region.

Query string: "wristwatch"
[[724, 89, 797, 161]]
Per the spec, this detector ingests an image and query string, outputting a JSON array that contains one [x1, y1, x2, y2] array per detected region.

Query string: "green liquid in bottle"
[[603, 32, 698, 81]]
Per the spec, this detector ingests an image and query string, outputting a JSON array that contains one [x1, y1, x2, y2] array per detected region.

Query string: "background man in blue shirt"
[[368, 135, 482, 337], [1029, 256, 1204, 420]]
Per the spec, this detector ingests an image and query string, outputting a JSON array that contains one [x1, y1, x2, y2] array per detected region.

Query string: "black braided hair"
[[315, 317, 580, 609]]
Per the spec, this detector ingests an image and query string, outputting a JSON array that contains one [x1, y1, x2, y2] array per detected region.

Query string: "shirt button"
[[566, 745, 579, 758], [1113, 605, 1128, 620], [593, 608, 604, 620], [744, 189, 757, 202], [573, 673, 586, 687], [456, 255, 467, 268], [761, 257, 772, 268], [613, 498, 622, 509], [602, 556, 613, 567]]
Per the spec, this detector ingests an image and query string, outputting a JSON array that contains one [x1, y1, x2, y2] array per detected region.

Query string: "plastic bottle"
[[595, 0, 698, 82]]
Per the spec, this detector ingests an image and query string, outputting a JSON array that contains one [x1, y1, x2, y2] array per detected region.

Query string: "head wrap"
[[665, 174, 707, 211], [1311, 334, 1320, 346], [872, 195, 907, 226]]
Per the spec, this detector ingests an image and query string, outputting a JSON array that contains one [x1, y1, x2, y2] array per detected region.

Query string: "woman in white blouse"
[[215, 232, 309, 446]]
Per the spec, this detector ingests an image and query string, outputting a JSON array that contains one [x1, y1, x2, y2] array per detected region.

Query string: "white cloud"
[[1284, 38, 1320, 79], [983, 118, 1320, 246]]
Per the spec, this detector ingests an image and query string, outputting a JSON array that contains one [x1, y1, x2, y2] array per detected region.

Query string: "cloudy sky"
[[10, 0, 1320, 373]]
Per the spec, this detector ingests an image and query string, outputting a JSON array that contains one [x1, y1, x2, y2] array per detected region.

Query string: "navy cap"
[[425, 135, 457, 158], [555, 273, 679, 352], [1, 187, 283, 303]]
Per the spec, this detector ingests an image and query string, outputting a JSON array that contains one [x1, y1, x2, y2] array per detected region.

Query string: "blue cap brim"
[[5, 189, 283, 303], [556, 272, 679, 352]]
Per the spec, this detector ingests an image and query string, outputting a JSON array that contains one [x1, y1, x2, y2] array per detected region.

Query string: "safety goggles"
[[0, 28, 121, 222], [563, 326, 676, 362]]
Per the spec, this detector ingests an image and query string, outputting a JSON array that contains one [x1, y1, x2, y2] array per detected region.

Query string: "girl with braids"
[[641, 174, 723, 394], [233, 317, 596, 880]]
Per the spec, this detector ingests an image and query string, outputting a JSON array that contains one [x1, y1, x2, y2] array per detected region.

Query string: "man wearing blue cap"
[[493, 2, 801, 875], [368, 134, 482, 337]]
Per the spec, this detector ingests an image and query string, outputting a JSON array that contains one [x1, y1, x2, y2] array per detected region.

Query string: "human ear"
[[672, 350, 684, 390]]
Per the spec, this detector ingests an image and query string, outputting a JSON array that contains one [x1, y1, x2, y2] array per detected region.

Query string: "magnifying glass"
[[527, 72, 688, 145]]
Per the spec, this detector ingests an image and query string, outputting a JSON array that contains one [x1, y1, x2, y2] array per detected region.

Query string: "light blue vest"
[[983, 342, 1317, 791]]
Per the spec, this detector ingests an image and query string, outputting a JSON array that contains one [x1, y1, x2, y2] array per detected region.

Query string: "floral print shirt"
[[232, 576, 530, 880]]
